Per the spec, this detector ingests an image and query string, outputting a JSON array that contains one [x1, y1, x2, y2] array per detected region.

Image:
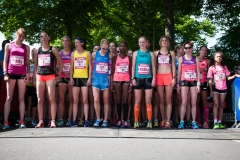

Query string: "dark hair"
[[174, 44, 183, 53], [183, 40, 193, 48], [40, 30, 50, 37], [2, 40, 10, 50], [75, 37, 86, 50], [212, 51, 226, 67], [94, 44, 100, 47], [120, 40, 128, 47], [110, 42, 117, 47]]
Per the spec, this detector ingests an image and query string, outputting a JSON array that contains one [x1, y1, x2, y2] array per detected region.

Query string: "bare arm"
[[3, 43, 10, 73], [177, 57, 183, 84], [26, 45, 30, 76], [171, 51, 176, 79], [131, 51, 137, 78], [53, 47, 62, 76], [69, 52, 74, 79], [196, 57, 201, 82], [87, 51, 92, 78], [150, 51, 156, 79]]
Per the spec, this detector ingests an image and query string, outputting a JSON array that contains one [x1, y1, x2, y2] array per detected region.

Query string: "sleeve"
[[207, 66, 213, 78], [225, 66, 230, 76]]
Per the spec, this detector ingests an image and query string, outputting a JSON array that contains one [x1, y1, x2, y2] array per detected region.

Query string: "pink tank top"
[[199, 58, 208, 83], [60, 51, 72, 78], [113, 55, 130, 81], [8, 42, 27, 74], [181, 55, 197, 81]]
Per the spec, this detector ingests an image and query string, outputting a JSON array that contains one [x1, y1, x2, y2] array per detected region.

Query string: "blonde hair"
[[61, 36, 71, 42], [138, 36, 147, 42], [16, 28, 27, 37], [100, 39, 109, 46], [159, 35, 170, 47]]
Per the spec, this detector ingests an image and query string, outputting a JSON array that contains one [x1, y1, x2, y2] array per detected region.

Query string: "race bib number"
[[96, 62, 108, 74], [138, 64, 149, 75], [158, 55, 170, 64], [184, 70, 196, 79], [75, 57, 86, 69], [38, 54, 50, 66], [63, 62, 70, 72], [117, 62, 128, 74], [214, 73, 226, 81], [11, 56, 24, 66]]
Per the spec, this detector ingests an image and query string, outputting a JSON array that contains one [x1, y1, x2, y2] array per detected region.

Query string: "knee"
[[145, 99, 151, 105], [82, 98, 88, 105], [5, 96, 12, 103], [213, 101, 219, 108], [94, 98, 99, 104], [165, 97, 171, 104], [48, 96, 55, 104], [159, 98, 164, 104], [73, 98, 79, 105], [103, 98, 108, 105], [38, 97, 44, 104], [135, 99, 141, 105], [58, 98, 64, 104]]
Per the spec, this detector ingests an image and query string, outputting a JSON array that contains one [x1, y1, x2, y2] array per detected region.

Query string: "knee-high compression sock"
[[203, 106, 209, 123], [147, 104, 152, 121], [196, 107, 200, 122], [123, 103, 128, 121], [117, 103, 121, 121], [134, 104, 140, 122]]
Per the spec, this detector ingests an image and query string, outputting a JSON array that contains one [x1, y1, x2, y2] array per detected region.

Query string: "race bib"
[[11, 56, 24, 66], [158, 55, 170, 64], [63, 62, 70, 72], [30, 64, 34, 72], [96, 62, 108, 74], [184, 70, 196, 79], [214, 73, 226, 81], [75, 57, 86, 69], [138, 64, 149, 75], [38, 54, 50, 66], [117, 62, 128, 74]]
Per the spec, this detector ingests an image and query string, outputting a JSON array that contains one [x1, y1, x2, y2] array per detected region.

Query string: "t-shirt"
[[207, 65, 230, 90], [0, 50, 4, 77]]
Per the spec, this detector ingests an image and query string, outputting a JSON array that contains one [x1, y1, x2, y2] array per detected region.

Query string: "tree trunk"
[[165, 0, 175, 50]]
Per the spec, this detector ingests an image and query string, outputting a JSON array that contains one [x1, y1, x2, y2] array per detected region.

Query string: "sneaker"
[[134, 122, 139, 128], [192, 122, 199, 129], [127, 120, 132, 127], [31, 120, 37, 127], [57, 119, 65, 127], [101, 121, 108, 127], [142, 121, 147, 127], [116, 120, 122, 128], [203, 122, 209, 129], [138, 121, 142, 127], [19, 121, 26, 129], [213, 123, 219, 129], [78, 119, 84, 126], [153, 120, 159, 127], [123, 121, 131, 128], [93, 120, 101, 127], [47, 120, 51, 127], [185, 121, 192, 128], [178, 121, 184, 129], [35, 122, 44, 128], [218, 123, 225, 129], [84, 121, 89, 127], [165, 122, 171, 129], [70, 121, 78, 127], [196, 121, 202, 127], [89, 119, 94, 126], [3, 122, 10, 129], [50, 121, 56, 128], [146, 121, 152, 129], [65, 119, 71, 127], [160, 120, 165, 128]]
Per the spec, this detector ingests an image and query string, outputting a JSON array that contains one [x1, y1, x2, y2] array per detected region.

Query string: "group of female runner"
[[1, 28, 239, 129]]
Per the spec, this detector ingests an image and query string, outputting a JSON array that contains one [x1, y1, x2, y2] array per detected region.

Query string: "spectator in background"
[[0, 40, 10, 87]]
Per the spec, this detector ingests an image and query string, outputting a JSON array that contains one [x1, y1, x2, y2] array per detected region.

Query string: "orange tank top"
[[113, 55, 130, 81]]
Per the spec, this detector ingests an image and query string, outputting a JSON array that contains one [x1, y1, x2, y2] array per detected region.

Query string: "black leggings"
[[113, 81, 130, 121]]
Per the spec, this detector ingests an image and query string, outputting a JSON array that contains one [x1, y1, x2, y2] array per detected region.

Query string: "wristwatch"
[[3, 72, 8, 76]]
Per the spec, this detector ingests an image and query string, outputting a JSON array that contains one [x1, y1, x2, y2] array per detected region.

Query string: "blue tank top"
[[135, 50, 152, 78], [93, 51, 110, 77]]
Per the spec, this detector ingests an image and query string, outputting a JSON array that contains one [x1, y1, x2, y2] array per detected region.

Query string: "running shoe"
[[3, 122, 10, 129], [127, 120, 132, 127], [138, 121, 142, 127], [192, 122, 199, 129], [218, 123, 225, 129], [19, 121, 26, 129], [84, 121, 89, 127], [47, 120, 51, 127], [93, 120, 101, 127], [57, 119, 65, 127], [213, 123, 219, 129], [123, 121, 131, 128], [185, 121, 192, 128], [78, 119, 84, 126], [101, 121, 108, 127], [142, 121, 147, 127], [196, 121, 202, 127], [65, 119, 71, 127], [50, 121, 56, 128], [146, 121, 152, 129], [160, 120, 165, 128], [134, 122, 139, 128], [116, 120, 122, 128], [202, 122, 209, 129], [153, 120, 159, 127], [165, 122, 171, 129], [35, 122, 44, 128], [70, 121, 78, 127], [178, 121, 184, 129], [31, 120, 37, 127], [89, 119, 94, 126]]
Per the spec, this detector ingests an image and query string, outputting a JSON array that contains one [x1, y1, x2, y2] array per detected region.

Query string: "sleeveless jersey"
[[113, 55, 130, 81], [73, 50, 89, 78], [199, 58, 208, 83], [93, 51, 110, 77], [60, 50, 72, 78], [8, 42, 27, 74], [157, 51, 171, 66], [135, 50, 152, 78], [27, 60, 34, 86], [181, 55, 197, 81], [37, 46, 56, 75]]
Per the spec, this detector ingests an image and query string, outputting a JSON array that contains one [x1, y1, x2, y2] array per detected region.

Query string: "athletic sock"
[[146, 104, 152, 121], [217, 120, 222, 123], [203, 106, 209, 123], [214, 118, 217, 124], [134, 104, 140, 122]]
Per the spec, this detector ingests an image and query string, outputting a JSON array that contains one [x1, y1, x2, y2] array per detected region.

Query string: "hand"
[[24, 75, 30, 84], [87, 78, 92, 86], [69, 78, 74, 86], [110, 84, 115, 92], [210, 91, 213, 97], [171, 78, 176, 87], [4, 75, 9, 82], [132, 79, 137, 86], [196, 85, 200, 93], [151, 79, 156, 87], [177, 86, 181, 93], [128, 85, 132, 93], [56, 76, 61, 82]]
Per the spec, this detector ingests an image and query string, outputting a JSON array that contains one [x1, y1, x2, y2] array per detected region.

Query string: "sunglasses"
[[184, 47, 192, 49], [40, 35, 48, 38], [101, 47, 108, 51]]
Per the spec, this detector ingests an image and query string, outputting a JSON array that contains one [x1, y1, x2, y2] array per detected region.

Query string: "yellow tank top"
[[73, 50, 89, 78]]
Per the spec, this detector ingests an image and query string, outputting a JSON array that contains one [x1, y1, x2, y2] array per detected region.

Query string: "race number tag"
[[138, 64, 149, 75], [75, 57, 86, 69], [63, 62, 70, 72], [184, 70, 196, 79], [117, 62, 128, 74], [10, 56, 24, 66], [158, 55, 170, 64], [96, 62, 108, 74], [38, 54, 50, 66], [214, 73, 226, 81]]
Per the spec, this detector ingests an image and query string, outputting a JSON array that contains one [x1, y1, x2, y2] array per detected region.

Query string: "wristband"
[[197, 82, 201, 86]]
